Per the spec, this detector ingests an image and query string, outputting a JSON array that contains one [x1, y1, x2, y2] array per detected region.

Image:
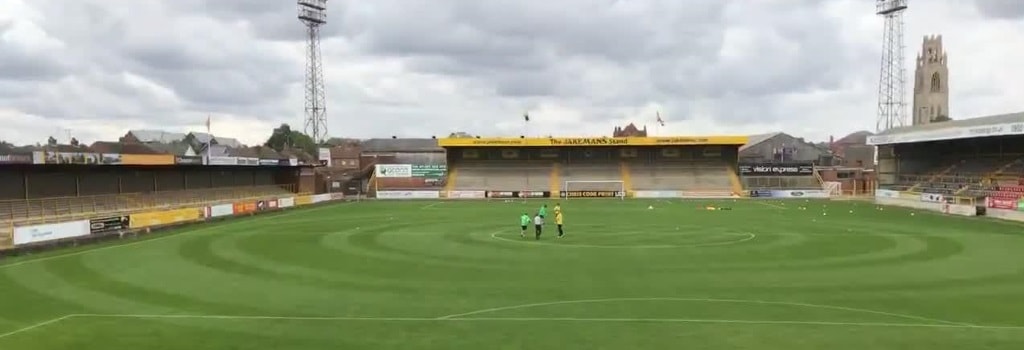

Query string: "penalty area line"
[[0, 315, 74, 340], [1, 314, 1018, 331]]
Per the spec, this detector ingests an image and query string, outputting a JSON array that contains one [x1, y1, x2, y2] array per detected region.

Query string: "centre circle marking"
[[489, 229, 756, 249]]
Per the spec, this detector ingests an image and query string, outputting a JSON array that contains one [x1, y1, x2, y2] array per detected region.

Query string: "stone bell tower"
[[912, 35, 950, 125]]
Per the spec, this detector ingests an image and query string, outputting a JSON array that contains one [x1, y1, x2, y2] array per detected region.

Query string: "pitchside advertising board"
[[279, 197, 295, 208], [377, 190, 440, 199], [875, 189, 900, 198], [986, 197, 1019, 210], [13, 220, 90, 245], [448, 191, 486, 199], [752, 190, 830, 198], [486, 191, 552, 198], [739, 163, 814, 176], [207, 204, 234, 218], [560, 191, 624, 198], [920, 193, 945, 203], [633, 190, 684, 198], [89, 216, 130, 234]]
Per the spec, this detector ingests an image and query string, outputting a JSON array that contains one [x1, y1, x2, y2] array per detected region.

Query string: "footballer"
[[519, 212, 530, 237]]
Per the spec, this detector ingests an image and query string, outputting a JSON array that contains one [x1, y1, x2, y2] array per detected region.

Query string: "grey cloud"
[[18, 0, 303, 123], [11, 73, 174, 121], [165, 0, 348, 41], [7, 0, 1004, 146], [349, 0, 734, 107], [974, 0, 1024, 19], [0, 46, 71, 81]]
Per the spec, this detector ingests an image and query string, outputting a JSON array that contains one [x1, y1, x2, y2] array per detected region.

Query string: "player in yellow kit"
[[555, 210, 564, 238]]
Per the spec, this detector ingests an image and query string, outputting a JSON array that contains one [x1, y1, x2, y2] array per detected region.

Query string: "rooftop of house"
[[126, 130, 187, 144], [739, 132, 782, 151], [142, 142, 196, 156], [90, 141, 162, 154]]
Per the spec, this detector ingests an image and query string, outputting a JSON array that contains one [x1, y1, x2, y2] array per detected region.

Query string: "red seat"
[[991, 191, 1024, 199]]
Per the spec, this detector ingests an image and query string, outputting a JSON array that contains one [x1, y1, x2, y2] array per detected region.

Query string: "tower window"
[[931, 72, 941, 93]]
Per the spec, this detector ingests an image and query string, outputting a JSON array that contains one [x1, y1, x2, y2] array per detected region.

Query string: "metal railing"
[[743, 177, 821, 189], [0, 184, 298, 250]]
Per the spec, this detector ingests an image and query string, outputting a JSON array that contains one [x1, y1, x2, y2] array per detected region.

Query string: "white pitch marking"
[[752, 201, 788, 210], [436, 297, 973, 326], [0, 203, 344, 270], [489, 231, 756, 249], [0, 315, 74, 339], [2, 313, 1016, 331], [420, 202, 443, 209]]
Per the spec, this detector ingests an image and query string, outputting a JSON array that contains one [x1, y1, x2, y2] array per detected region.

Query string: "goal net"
[[562, 180, 626, 200]]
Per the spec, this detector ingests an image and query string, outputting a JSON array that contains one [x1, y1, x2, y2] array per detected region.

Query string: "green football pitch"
[[2, 199, 1024, 349]]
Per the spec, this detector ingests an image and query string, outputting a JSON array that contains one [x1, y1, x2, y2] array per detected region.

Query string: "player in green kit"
[[539, 204, 548, 219], [520, 213, 530, 238]]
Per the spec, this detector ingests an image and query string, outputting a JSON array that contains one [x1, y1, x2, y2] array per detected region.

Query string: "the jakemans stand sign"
[[549, 138, 629, 146]]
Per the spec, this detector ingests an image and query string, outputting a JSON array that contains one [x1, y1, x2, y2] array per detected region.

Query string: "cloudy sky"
[[0, 0, 1022, 146]]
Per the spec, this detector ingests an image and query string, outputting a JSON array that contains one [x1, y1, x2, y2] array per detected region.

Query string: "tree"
[[264, 124, 318, 156], [70, 137, 80, 147], [933, 115, 952, 122], [47, 136, 57, 146]]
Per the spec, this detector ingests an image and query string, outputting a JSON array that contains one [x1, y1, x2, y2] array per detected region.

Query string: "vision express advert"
[[739, 163, 813, 176]]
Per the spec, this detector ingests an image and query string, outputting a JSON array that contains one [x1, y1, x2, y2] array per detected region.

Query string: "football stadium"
[[3, 1, 1024, 349], [3, 120, 1024, 349]]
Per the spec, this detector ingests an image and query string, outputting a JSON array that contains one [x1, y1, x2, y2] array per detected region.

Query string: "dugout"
[[869, 111, 1024, 203], [437, 136, 748, 196]]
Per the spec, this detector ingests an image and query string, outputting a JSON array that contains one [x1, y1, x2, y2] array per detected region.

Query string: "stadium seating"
[[450, 160, 737, 193], [630, 162, 731, 191], [0, 185, 295, 224], [561, 164, 624, 191], [983, 185, 1024, 199], [453, 162, 552, 191], [884, 156, 1021, 198]]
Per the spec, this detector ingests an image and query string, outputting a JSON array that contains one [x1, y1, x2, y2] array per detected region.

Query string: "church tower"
[[912, 35, 950, 125]]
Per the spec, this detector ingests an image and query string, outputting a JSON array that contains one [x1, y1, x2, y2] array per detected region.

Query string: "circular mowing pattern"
[[489, 229, 756, 249]]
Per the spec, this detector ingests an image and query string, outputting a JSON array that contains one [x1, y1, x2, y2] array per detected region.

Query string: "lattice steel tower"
[[875, 0, 908, 132], [298, 0, 328, 143]]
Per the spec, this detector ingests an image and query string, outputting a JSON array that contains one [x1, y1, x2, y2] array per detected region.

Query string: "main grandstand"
[[436, 136, 749, 197], [355, 135, 833, 198], [869, 111, 1024, 204]]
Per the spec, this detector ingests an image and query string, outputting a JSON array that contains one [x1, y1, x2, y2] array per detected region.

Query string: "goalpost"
[[562, 180, 626, 200]]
